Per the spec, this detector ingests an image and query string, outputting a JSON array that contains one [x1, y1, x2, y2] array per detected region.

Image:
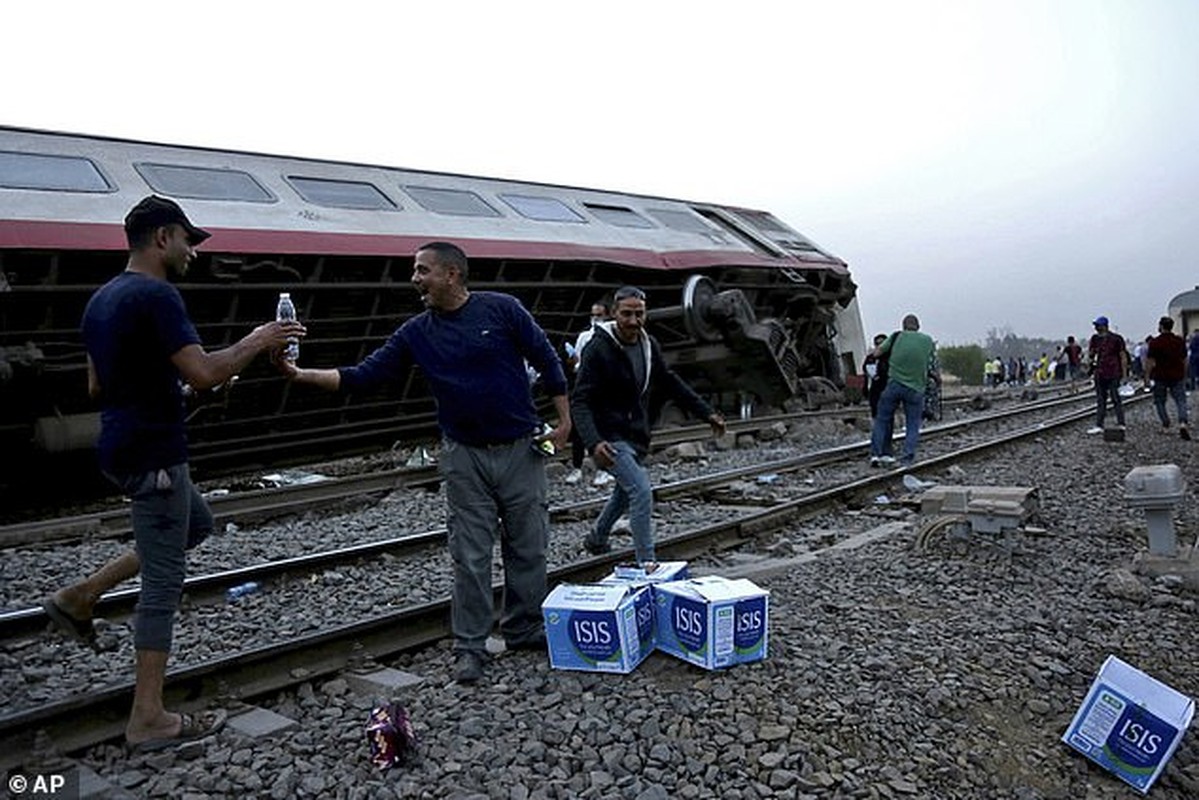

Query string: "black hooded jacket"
[[571, 321, 715, 459]]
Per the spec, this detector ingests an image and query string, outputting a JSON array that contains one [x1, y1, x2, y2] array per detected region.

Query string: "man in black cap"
[[43, 196, 305, 750], [1086, 315, 1128, 434]]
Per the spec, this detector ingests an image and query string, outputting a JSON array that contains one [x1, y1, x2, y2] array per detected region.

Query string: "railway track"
[[0, 383, 1091, 549], [0, 391, 1141, 767], [0, 389, 1103, 625]]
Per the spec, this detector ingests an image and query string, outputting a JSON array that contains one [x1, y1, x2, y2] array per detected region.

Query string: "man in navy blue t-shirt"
[[44, 196, 304, 751], [285, 241, 570, 684]]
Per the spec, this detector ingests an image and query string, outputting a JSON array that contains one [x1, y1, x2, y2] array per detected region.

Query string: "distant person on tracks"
[[571, 285, 726, 564], [1187, 328, 1199, 391], [281, 241, 570, 685], [1188, 328, 1199, 391], [43, 196, 304, 751], [862, 333, 889, 417], [1063, 335, 1083, 383], [867, 314, 938, 467], [1085, 315, 1129, 434], [1146, 316, 1190, 440]]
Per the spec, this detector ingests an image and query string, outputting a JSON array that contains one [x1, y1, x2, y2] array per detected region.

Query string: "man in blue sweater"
[[285, 242, 570, 684]]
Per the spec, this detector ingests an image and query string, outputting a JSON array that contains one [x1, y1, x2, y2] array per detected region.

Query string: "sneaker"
[[878, 455, 897, 466], [564, 468, 583, 485], [454, 651, 486, 684], [1182, 426, 1192, 441], [583, 537, 611, 556], [592, 471, 614, 487], [869, 456, 882, 468], [1086, 426, 1103, 435]]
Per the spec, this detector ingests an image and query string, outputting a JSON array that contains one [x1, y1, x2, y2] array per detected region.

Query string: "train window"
[[0, 151, 112, 192], [735, 209, 791, 234], [500, 194, 585, 223], [648, 208, 717, 234], [403, 185, 500, 217], [583, 203, 656, 229], [287, 176, 398, 210], [135, 163, 274, 202]]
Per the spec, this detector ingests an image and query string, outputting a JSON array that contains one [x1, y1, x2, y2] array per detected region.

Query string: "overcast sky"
[[4, 0, 1196, 345]]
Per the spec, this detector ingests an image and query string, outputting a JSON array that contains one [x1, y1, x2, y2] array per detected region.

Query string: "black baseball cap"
[[124, 196, 211, 246]]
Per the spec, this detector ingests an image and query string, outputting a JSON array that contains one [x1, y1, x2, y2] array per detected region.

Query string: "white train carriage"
[[0, 126, 864, 504]]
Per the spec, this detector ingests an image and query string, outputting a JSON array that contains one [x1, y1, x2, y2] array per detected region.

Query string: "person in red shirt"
[[1146, 316, 1190, 440], [1086, 316, 1128, 433], [1063, 335, 1083, 381]]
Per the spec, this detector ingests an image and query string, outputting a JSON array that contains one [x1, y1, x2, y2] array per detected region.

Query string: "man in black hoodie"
[[572, 285, 726, 563]]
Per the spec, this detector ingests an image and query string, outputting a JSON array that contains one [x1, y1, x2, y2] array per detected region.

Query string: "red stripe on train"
[[0, 220, 842, 272]]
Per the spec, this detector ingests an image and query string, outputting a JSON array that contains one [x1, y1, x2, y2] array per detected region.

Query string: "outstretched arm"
[[283, 363, 342, 391], [172, 320, 306, 391]]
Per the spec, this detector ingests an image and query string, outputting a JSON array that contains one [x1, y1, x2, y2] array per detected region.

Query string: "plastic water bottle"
[[276, 292, 300, 362], [226, 581, 260, 602]]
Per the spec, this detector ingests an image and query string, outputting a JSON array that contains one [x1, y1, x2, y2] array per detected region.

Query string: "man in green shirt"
[[869, 314, 938, 466]]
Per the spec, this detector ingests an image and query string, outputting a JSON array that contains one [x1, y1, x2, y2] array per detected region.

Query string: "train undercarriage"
[[0, 247, 857, 514]]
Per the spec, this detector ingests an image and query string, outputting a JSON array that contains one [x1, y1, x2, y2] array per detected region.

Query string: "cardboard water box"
[[1062, 655, 1195, 793], [541, 582, 653, 673], [602, 561, 690, 586], [653, 576, 769, 670], [596, 562, 687, 654]]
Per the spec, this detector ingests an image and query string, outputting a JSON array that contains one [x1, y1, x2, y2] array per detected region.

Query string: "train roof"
[[0, 125, 848, 273]]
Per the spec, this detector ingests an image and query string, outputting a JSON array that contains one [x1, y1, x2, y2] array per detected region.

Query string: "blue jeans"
[[1152, 380, 1189, 426], [1094, 377, 1125, 427], [108, 463, 212, 652], [870, 381, 926, 464], [441, 436, 548, 652], [587, 441, 655, 562]]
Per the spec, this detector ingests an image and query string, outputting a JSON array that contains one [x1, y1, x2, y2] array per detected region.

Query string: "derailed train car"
[[0, 126, 865, 503]]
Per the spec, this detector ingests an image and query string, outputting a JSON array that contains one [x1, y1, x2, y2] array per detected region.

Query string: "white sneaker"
[[1086, 426, 1103, 435], [592, 471, 614, 487], [878, 455, 897, 466], [564, 468, 582, 485]]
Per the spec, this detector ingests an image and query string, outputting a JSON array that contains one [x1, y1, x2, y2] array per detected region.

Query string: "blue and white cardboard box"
[[653, 576, 769, 670], [602, 561, 690, 586], [541, 582, 652, 673], [596, 562, 686, 654], [1062, 655, 1195, 794]]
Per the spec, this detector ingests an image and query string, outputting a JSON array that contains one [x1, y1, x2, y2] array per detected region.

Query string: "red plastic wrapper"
[[366, 702, 418, 771]]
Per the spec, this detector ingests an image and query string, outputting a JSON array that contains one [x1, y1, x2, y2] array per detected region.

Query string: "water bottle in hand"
[[276, 292, 300, 362]]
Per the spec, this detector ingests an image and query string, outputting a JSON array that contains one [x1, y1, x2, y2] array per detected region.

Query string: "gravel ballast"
[[15, 401, 1199, 798]]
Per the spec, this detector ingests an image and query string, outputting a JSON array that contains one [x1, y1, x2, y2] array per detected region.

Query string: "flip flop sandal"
[[42, 596, 98, 649], [127, 708, 228, 753]]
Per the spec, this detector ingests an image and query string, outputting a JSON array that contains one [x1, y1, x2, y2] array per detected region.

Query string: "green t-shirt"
[[881, 330, 935, 391]]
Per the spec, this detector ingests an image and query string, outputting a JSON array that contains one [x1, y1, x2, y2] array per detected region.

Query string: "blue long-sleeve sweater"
[[338, 292, 567, 447]]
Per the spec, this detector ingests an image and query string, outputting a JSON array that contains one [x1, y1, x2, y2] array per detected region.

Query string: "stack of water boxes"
[[541, 561, 769, 673]]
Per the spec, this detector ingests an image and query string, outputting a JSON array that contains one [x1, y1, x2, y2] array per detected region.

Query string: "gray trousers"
[[441, 436, 548, 652], [108, 463, 213, 652]]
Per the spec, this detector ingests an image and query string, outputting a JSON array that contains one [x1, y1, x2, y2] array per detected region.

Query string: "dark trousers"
[[1094, 377, 1125, 427]]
